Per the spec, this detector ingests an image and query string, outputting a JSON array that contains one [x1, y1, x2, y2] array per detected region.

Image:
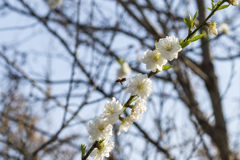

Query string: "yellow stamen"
[[108, 108, 114, 115], [152, 54, 160, 62], [164, 43, 173, 51], [137, 82, 144, 91], [98, 125, 104, 131]]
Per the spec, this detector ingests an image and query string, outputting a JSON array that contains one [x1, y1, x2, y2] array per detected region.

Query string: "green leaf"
[[217, 4, 230, 11], [81, 144, 87, 154], [183, 17, 191, 29], [180, 40, 191, 49], [100, 139, 105, 143], [184, 10, 192, 21], [193, 10, 198, 22], [211, 0, 215, 9], [179, 39, 184, 46], [155, 40, 158, 49], [207, 7, 212, 11], [215, 0, 223, 7], [191, 10, 198, 29], [190, 34, 205, 42], [162, 65, 173, 71], [184, 10, 198, 30]]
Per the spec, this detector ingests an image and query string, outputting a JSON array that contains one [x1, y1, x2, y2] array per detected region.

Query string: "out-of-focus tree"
[[0, 0, 239, 159]]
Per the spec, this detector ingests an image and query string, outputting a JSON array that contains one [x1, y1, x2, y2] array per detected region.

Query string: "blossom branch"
[[184, 0, 226, 41]]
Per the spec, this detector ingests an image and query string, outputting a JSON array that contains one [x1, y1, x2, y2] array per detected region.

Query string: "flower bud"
[[117, 62, 131, 78], [227, 0, 239, 6], [220, 23, 230, 35], [205, 22, 218, 36]]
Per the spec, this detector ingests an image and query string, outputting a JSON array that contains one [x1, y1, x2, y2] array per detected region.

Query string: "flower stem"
[[82, 141, 99, 160], [123, 95, 137, 108], [148, 69, 160, 78]]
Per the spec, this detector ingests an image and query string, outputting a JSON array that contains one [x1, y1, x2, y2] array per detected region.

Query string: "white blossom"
[[220, 23, 230, 35], [87, 116, 112, 141], [129, 99, 147, 121], [207, 22, 218, 36], [48, 0, 62, 9], [117, 62, 131, 77], [134, 99, 147, 114], [117, 117, 134, 135], [117, 100, 147, 135], [101, 97, 124, 124], [127, 74, 152, 99], [156, 35, 182, 61], [142, 49, 168, 72], [129, 112, 141, 121], [90, 138, 114, 160]]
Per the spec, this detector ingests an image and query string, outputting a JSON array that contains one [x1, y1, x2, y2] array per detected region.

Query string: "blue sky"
[[0, 0, 240, 159]]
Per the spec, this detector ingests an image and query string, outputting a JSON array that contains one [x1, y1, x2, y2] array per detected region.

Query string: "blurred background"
[[0, 0, 239, 159]]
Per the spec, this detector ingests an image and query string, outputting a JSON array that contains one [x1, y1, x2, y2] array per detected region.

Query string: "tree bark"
[[196, 0, 231, 159]]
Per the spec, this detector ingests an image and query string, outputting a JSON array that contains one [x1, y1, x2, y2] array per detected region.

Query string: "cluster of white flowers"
[[86, 98, 120, 159], [117, 35, 182, 136], [48, 0, 62, 9], [142, 35, 182, 72], [87, 95, 148, 159], [82, 0, 235, 157], [118, 99, 147, 135], [86, 95, 148, 159], [86, 35, 182, 160], [86, 79, 149, 158]]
